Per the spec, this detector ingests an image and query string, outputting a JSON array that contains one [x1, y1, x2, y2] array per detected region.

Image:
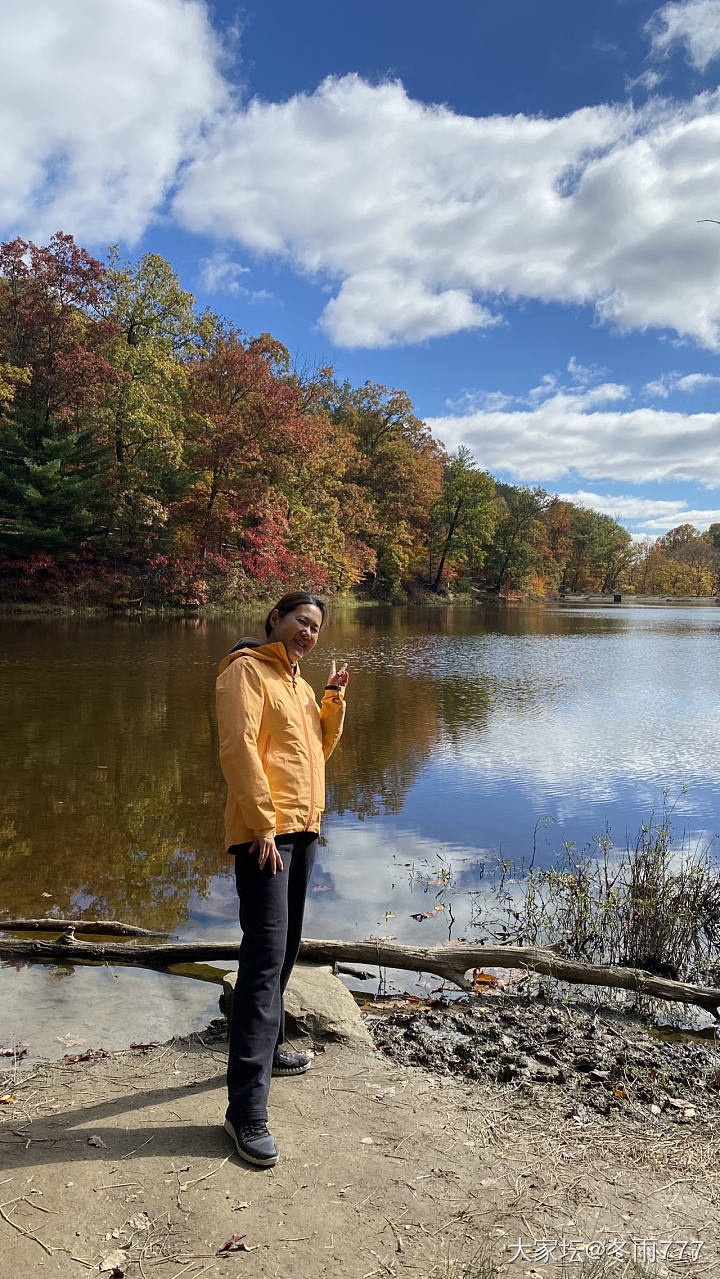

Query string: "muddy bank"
[[367, 992, 720, 1127]]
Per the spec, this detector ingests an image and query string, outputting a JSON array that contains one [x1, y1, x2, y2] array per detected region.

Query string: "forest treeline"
[[1, 233, 718, 607]]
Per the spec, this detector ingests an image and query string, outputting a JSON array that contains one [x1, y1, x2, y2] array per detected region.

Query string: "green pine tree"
[[0, 418, 111, 556]]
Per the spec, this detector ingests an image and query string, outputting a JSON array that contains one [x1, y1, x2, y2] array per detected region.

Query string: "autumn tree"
[[485, 484, 547, 593], [0, 234, 120, 558], [563, 507, 635, 593], [429, 447, 496, 592], [329, 381, 443, 592], [645, 524, 718, 595], [98, 250, 202, 558]]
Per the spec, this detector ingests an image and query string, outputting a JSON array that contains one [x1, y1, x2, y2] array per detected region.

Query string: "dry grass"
[[474, 799, 720, 989]]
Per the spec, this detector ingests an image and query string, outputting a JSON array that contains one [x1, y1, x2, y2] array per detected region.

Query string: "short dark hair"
[[264, 591, 326, 638]]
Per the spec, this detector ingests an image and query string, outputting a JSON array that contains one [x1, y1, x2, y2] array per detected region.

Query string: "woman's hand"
[[249, 834, 284, 874], [327, 659, 349, 690]]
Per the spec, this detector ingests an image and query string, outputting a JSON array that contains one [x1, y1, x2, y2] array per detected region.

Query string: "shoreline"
[[1, 592, 719, 620], [2, 991, 718, 1277]]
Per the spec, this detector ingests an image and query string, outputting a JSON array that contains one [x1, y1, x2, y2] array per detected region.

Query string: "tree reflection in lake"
[[2, 604, 720, 1058], [0, 617, 225, 929]]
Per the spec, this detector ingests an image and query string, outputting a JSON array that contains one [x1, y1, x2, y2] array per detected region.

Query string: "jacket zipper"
[[294, 675, 315, 830]]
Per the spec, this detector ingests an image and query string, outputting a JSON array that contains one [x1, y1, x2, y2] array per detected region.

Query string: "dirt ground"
[[1, 1006, 719, 1279]]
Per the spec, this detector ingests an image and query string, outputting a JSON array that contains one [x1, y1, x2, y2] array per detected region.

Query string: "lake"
[[1, 603, 719, 1058]]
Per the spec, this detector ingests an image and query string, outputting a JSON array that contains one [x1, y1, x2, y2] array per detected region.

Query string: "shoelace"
[[239, 1121, 269, 1139]]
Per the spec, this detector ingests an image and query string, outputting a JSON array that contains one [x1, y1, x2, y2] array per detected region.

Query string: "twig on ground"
[[179, 1155, 230, 1191], [0, 1196, 54, 1256], [121, 1134, 155, 1159]]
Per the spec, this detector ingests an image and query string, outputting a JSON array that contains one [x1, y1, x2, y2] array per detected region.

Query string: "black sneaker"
[[224, 1115, 278, 1167], [272, 1047, 312, 1077]]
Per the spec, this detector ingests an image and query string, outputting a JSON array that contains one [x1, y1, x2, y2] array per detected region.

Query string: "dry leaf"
[[87, 1134, 108, 1148], [0, 1095, 16, 1104], [218, 1234, 254, 1253], [64, 1048, 110, 1064], [612, 1088, 627, 1099], [472, 970, 498, 987]]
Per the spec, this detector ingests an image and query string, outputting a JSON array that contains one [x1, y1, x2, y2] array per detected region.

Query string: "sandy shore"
[[1, 1011, 719, 1279]]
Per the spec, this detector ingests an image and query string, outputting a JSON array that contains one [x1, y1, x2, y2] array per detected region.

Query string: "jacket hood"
[[218, 638, 294, 677]]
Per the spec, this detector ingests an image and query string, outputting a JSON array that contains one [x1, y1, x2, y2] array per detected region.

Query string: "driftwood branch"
[[0, 918, 167, 938], [0, 925, 719, 1016]]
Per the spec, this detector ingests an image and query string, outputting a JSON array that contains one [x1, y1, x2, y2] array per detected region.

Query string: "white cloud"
[[648, 0, 720, 71], [426, 384, 720, 487], [557, 491, 690, 520], [198, 249, 250, 293], [445, 389, 515, 413], [172, 74, 720, 348], [626, 68, 665, 95], [643, 369, 720, 397], [556, 490, 720, 533], [0, 0, 227, 242], [321, 270, 498, 347], [8, 12, 720, 350], [567, 355, 606, 385]]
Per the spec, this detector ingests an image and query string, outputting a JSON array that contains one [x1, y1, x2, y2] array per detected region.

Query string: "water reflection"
[[1, 604, 719, 1057], [0, 617, 225, 929]]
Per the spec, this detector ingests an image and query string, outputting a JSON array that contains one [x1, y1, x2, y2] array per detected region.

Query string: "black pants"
[[227, 831, 317, 1122]]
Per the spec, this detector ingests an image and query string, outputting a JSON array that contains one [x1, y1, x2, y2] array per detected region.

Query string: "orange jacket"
[[216, 640, 346, 849]]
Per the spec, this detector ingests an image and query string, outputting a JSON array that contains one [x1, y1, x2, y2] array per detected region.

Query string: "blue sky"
[[4, 0, 720, 537]]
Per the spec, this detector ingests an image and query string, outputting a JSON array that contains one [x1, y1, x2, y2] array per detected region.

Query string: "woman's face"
[[269, 604, 323, 663]]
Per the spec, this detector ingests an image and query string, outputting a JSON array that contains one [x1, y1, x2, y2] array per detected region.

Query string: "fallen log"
[[0, 918, 167, 938], [0, 927, 719, 1017]]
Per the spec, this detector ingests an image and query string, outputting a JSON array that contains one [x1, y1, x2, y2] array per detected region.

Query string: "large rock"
[[221, 963, 373, 1048]]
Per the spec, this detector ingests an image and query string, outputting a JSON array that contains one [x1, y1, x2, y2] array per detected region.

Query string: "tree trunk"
[[432, 499, 462, 592], [0, 918, 166, 938], [1, 928, 719, 1016]]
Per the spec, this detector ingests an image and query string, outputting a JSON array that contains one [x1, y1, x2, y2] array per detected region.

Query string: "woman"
[[216, 591, 348, 1167]]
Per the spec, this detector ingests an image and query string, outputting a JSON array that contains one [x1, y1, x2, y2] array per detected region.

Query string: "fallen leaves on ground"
[[0, 1094, 16, 1104], [87, 1134, 108, 1148], [63, 1048, 110, 1064], [472, 970, 499, 988], [0, 1045, 27, 1058], [218, 1234, 255, 1253]]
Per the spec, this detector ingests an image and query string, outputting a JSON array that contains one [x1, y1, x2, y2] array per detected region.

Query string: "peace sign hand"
[[327, 659, 349, 690]]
